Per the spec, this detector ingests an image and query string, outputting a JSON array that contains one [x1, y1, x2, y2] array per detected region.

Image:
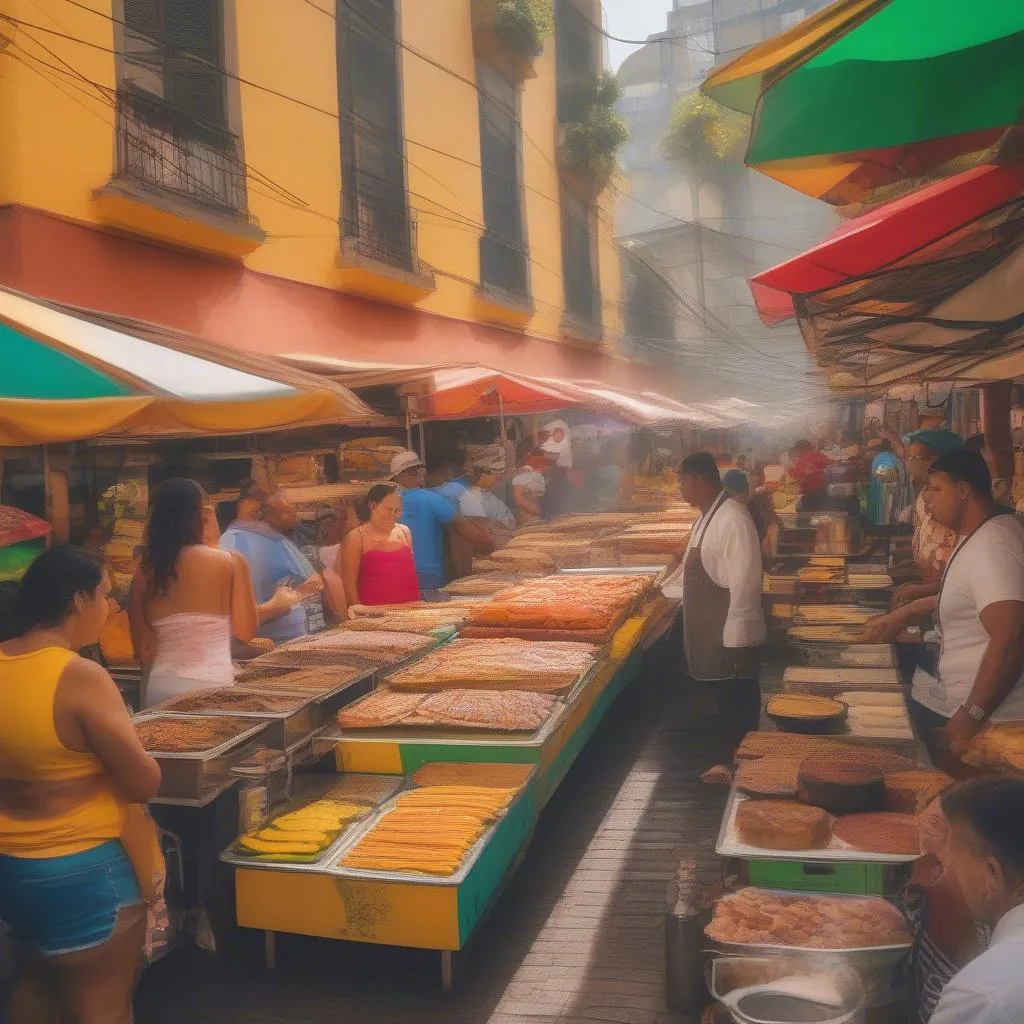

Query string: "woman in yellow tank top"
[[0, 546, 161, 1024]]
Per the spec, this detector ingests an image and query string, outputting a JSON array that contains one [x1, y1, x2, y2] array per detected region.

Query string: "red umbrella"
[[750, 160, 1024, 325]]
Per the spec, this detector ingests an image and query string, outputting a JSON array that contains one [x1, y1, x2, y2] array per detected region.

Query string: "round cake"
[[834, 812, 920, 855], [797, 753, 885, 815], [736, 800, 834, 851]]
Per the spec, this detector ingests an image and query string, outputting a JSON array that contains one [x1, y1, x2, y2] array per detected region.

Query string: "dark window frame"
[[336, 0, 415, 272], [477, 62, 530, 303], [560, 187, 600, 329]]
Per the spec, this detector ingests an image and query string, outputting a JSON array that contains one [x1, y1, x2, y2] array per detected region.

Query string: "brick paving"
[[135, 653, 727, 1024]]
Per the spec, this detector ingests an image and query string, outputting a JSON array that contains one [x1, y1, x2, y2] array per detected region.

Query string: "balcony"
[[472, 0, 551, 83], [92, 91, 264, 260], [335, 183, 435, 305]]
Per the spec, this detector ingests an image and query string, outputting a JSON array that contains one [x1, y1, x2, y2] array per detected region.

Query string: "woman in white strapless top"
[[129, 478, 301, 709]]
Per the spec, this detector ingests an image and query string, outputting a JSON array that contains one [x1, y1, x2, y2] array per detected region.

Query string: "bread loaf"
[[797, 754, 885, 815], [884, 770, 953, 814], [735, 800, 833, 851]]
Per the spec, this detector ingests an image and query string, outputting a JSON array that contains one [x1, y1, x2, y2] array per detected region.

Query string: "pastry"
[[734, 755, 802, 799], [833, 812, 920, 855], [797, 754, 885, 815], [884, 770, 953, 814], [735, 800, 833, 851], [706, 888, 910, 949]]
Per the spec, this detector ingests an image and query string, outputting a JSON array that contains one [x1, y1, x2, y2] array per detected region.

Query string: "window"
[[555, 0, 598, 122], [337, 0, 413, 270], [560, 189, 599, 328], [117, 0, 245, 213], [478, 64, 528, 301]]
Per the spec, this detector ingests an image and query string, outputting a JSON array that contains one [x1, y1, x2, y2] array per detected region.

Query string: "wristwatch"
[[961, 703, 988, 723]]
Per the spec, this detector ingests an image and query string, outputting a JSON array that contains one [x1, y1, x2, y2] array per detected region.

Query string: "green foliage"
[[559, 70, 622, 125], [662, 92, 749, 174], [491, 0, 554, 59], [562, 105, 631, 192]]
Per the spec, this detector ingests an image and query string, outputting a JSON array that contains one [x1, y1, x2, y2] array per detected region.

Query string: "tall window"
[[336, 0, 412, 270], [123, 0, 225, 127], [555, 0, 597, 122], [561, 189, 599, 327], [478, 64, 528, 301], [119, 0, 245, 214]]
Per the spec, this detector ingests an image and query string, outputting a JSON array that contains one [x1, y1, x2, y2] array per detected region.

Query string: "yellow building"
[[0, 0, 652, 385]]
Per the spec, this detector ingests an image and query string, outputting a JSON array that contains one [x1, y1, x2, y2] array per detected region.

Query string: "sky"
[[602, 0, 675, 70]]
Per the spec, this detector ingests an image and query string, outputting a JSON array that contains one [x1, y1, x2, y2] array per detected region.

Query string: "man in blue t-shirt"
[[220, 483, 324, 643], [391, 451, 493, 594]]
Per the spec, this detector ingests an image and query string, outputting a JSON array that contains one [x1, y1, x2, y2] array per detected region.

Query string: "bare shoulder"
[[397, 524, 413, 544], [59, 654, 120, 703]]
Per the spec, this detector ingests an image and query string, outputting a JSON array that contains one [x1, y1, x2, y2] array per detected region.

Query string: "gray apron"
[[682, 491, 739, 681]]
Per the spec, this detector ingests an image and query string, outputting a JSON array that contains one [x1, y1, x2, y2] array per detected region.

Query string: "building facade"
[[614, 0, 835, 404], [0, 0, 651, 387]]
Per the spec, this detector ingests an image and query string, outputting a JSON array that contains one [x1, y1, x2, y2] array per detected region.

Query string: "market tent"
[[0, 289, 384, 445], [750, 161, 1024, 325], [280, 357, 586, 421], [703, 0, 1024, 206], [540, 381, 726, 428]]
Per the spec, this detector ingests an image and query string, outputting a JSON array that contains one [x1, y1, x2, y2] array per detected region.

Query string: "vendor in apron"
[[675, 452, 767, 759]]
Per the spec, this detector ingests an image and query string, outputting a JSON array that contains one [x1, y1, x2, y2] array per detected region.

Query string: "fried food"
[[410, 690, 555, 731], [707, 888, 910, 949], [735, 732, 916, 772], [385, 638, 596, 692], [135, 716, 253, 753], [410, 763, 532, 789], [766, 694, 846, 720], [161, 688, 306, 714], [340, 779, 522, 876], [337, 688, 428, 728], [734, 755, 802, 799]]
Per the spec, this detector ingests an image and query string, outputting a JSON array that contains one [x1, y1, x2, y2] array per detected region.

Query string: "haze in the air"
[[603, 0, 675, 69]]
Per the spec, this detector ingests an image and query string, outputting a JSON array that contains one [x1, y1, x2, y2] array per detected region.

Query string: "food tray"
[[716, 788, 919, 865], [327, 764, 537, 886], [792, 644, 896, 669], [147, 689, 321, 750], [134, 713, 270, 801], [558, 565, 665, 576], [220, 773, 404, 872]]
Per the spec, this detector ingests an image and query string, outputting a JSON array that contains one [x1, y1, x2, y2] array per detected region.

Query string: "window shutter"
[[123, 0, 161, 40], [164, 0, 224, 126]]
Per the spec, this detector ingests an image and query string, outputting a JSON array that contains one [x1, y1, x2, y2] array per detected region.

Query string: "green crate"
[[747, 858, 886, 895]]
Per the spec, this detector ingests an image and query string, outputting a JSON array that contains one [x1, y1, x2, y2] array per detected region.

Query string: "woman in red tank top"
[[339, 484, 420, 609]]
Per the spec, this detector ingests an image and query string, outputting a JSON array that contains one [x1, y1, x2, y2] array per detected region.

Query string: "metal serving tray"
[[716, 788, 919, 866], [326, 764, 538, 886], [147, 688, 321, 750], [792, 644, 897, 669], [220, 772, 405, 873], [134, 713, 270, 801]]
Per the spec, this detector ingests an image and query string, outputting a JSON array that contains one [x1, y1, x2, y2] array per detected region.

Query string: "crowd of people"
[[0, 421, 1023, 1021]]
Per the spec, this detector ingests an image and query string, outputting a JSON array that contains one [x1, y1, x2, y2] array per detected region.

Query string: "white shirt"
[[915, 515, 1024, 720], [930, 904, 1024, 1024], [512, 468, 546, 499], [662, 494, 766, 648], [459, 487, 515, 530]]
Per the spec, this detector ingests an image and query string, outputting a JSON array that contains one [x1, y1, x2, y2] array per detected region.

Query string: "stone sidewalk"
[[135, 657, 727, 1024]]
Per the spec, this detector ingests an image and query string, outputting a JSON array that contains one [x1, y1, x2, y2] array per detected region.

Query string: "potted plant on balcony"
[[472, 0, 553, 82], [558, 71, 630, 197]]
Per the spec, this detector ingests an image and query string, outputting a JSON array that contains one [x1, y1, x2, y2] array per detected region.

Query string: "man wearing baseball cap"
[[390, 451, 492, 595]]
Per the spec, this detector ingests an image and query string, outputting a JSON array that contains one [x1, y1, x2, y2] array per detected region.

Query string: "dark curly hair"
[[142, 477, 206, 597]]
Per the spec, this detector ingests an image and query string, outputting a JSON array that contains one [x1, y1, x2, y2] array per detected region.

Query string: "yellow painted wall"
[[0, 0, 625, 350]]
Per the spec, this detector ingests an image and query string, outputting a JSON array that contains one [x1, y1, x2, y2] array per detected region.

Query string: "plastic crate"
[[746, 858, 886, 895]]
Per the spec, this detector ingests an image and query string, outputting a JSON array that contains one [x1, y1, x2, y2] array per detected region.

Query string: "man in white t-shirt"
[[894, 449, 1024, 759]]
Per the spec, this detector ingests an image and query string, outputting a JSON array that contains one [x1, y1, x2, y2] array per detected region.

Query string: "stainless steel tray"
[[327, 764, 538, 886], [134, 712, 270, 800], [220, 772, 405, 872], [147, 688, 320, 750], [716, 788, 919, 865]]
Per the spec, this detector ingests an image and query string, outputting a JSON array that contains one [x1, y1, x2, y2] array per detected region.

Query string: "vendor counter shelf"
[[716, 787, 920, 866], [232, 765, 540, 990], [322, 614, 655, 806], [151, 775, 239, 809]]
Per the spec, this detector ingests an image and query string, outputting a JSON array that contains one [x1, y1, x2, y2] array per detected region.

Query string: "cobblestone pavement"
[[135, 657, 727, 1024]]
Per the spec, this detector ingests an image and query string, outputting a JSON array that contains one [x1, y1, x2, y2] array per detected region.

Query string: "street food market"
[[1, 1, 1024, 1022]]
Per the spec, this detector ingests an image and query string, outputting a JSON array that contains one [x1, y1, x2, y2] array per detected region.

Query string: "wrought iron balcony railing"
[[115, 91, 248, 217]]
